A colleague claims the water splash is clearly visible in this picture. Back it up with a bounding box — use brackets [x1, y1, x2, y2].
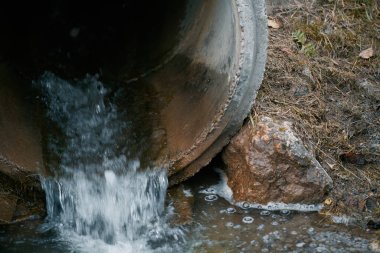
[37, 72, 184, 252]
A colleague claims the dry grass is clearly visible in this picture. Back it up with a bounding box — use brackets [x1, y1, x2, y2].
[256, 0, 380, 222]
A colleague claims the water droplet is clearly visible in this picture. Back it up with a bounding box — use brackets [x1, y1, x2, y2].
[242, 216, 254, 224]
[205, 194, 218, 202]
[260, 210, 271, 216]
[227, 207, 236, 214]
[280, 210, 291, 215]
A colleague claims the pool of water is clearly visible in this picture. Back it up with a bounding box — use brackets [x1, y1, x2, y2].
[183, 168, 379, 252]
[1, 167, 378, 253]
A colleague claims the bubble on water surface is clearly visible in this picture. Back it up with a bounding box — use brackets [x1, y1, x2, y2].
[226, 207, 236, 214]
[260, 210, 271, 216]
[205, 194, 218, 202]
[242, 216, 254, 224]
[201, 187, 216, 194]
[241, 202, 250, 209]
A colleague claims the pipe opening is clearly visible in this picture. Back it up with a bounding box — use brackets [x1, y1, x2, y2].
[0, 0, 266, 183]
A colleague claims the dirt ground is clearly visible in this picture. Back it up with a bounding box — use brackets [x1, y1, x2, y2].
[257, 0, 379, 224]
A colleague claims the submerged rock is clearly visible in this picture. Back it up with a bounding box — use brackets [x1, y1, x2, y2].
[0, 194, 17, 223]
[222, 116, 332, 204]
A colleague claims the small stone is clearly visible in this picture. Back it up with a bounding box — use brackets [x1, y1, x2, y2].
[307, 227, 315, 234]
[296, 242, 305, 248]
[316, 246, 327, 252]
[371, 240, 380, 252]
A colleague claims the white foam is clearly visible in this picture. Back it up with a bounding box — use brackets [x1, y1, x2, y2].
[199, 168, 323, 212]
[182, 188, 193, 198]
[104, 170, 116, 185]
[39, 73, 184, 252]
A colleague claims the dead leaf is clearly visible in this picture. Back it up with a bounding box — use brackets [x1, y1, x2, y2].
[359, 47, 374, 59]
[268, 19, 281, 29]
[324, 198, 333, 206]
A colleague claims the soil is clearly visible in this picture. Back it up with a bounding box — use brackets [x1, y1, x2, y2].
[256, 0, 379, 225]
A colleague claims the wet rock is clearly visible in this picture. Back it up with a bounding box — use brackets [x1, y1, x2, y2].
[0, 194, 17, 223]
[168, 185, 194, 225]
[0, 65, 44, 181]
[0, 65, 45, 223]
[222, 116, 332, 204]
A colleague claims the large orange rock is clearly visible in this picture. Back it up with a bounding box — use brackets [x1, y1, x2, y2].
[222, 116, 332, 204]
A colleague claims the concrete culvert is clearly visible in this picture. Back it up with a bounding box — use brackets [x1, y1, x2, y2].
[0, 0, 267, 185]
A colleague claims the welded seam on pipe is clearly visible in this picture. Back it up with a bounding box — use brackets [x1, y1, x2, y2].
[169, 0, 268, 183]
[170, 0, 254, 167]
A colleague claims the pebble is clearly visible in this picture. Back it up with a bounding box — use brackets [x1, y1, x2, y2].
[296, 242, 305, 248]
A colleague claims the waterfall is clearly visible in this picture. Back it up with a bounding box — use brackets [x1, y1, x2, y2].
[36, 72, 184, 252]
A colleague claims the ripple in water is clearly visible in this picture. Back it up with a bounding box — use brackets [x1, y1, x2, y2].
[204, 195, 218, 202]
[260, 210, 271, 216]
[242, 216, 254, 224]
[38, 72, 184, 252]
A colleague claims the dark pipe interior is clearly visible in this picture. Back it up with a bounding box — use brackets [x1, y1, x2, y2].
[0, 0, 240, 178]
[0, 0, 186, 80]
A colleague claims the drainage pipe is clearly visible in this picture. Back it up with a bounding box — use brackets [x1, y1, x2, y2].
[0, 0, 267, 185]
